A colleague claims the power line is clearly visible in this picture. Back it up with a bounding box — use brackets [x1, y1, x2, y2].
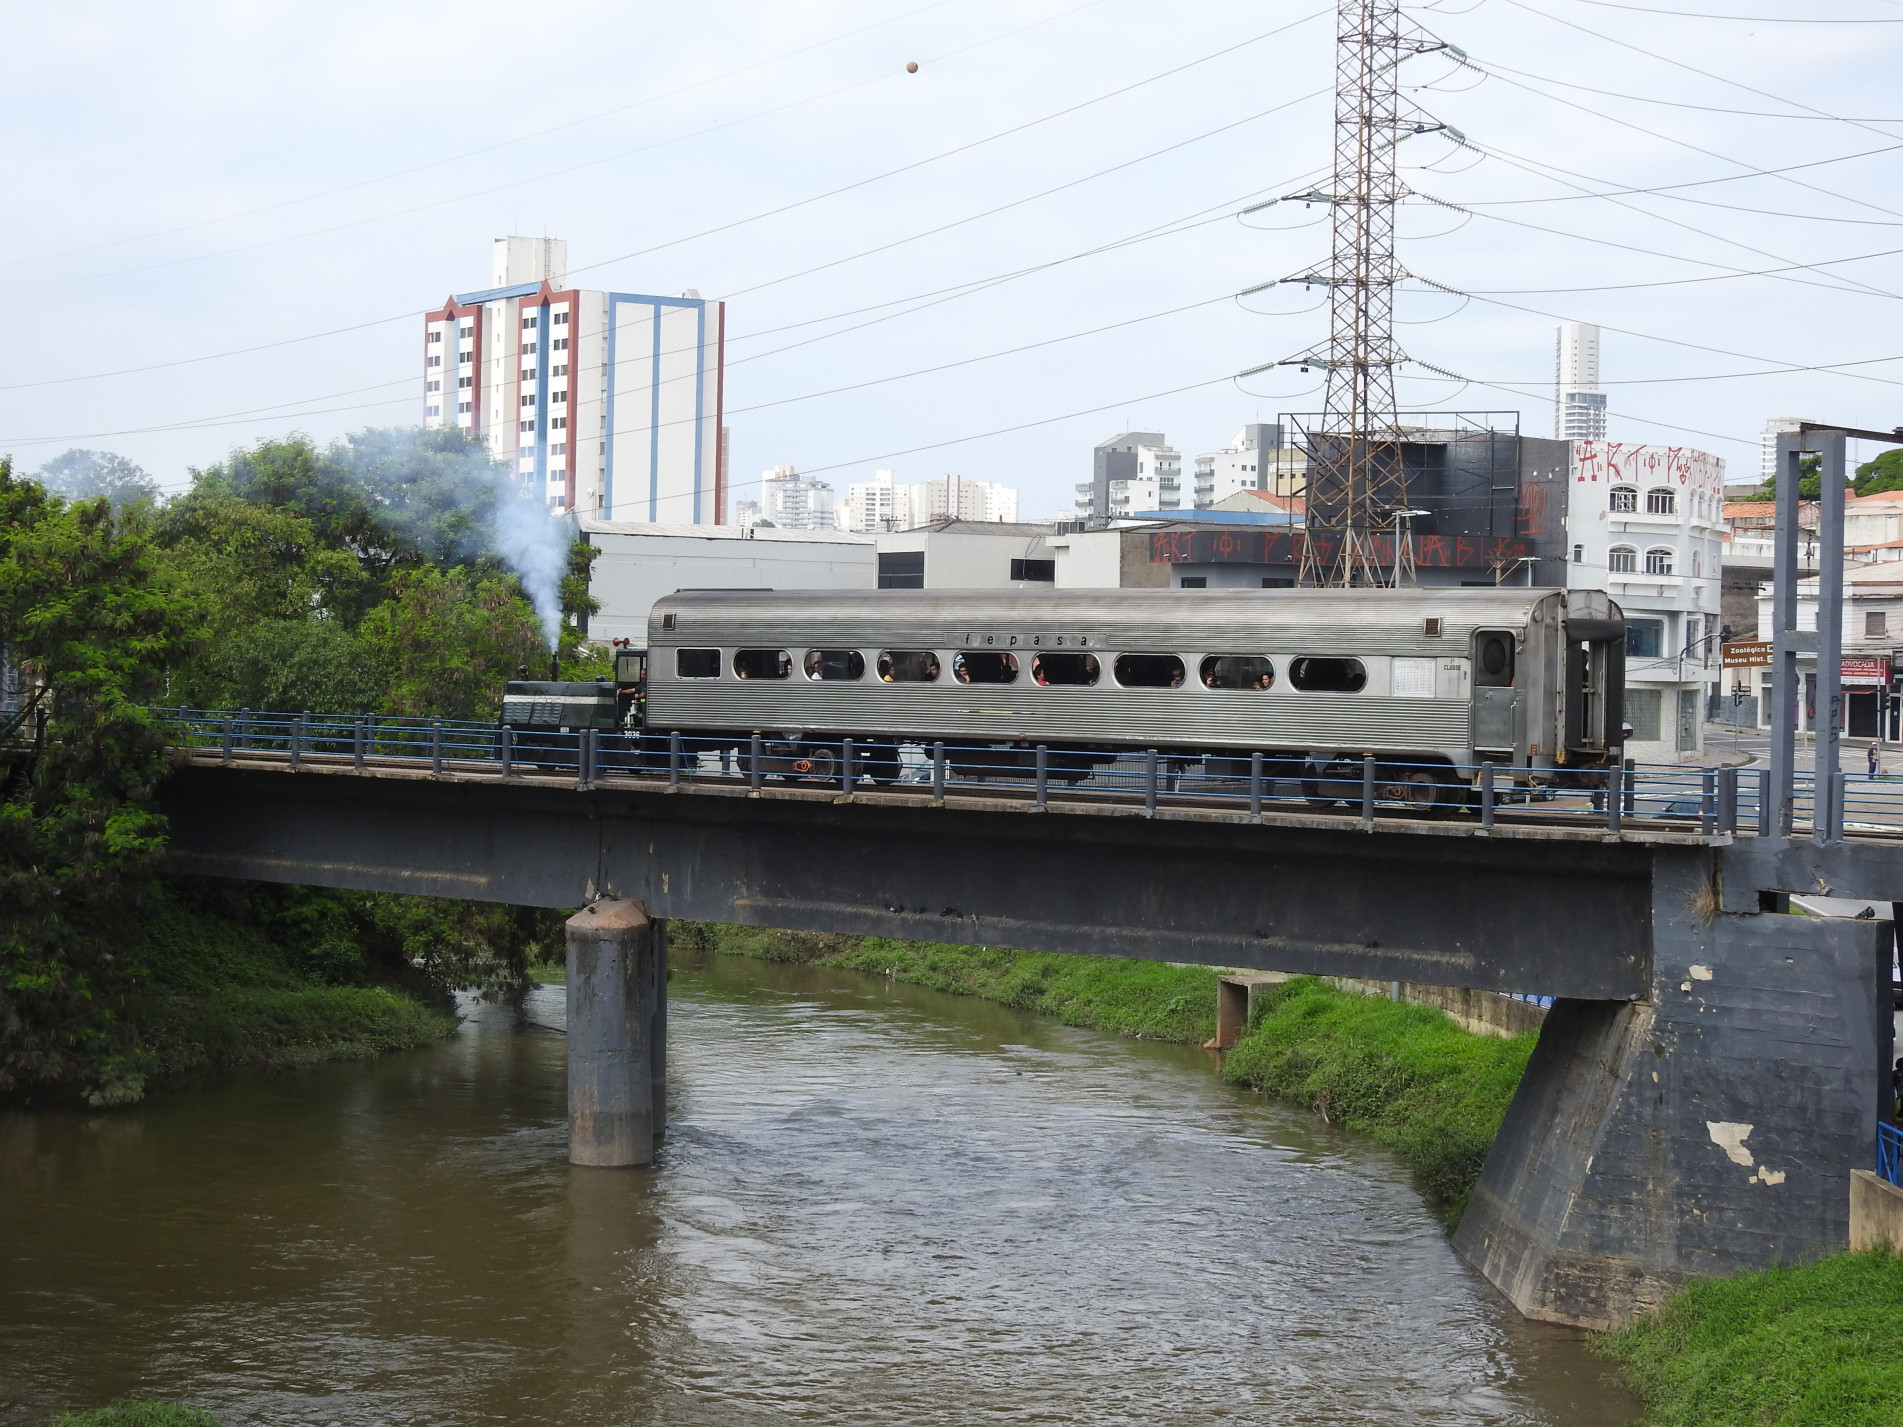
[1548, 0, 1903, 21]
[1470, 55, 1903, 125]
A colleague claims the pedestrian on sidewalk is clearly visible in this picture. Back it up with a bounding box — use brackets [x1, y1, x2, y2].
[1869, 743, 1882, 779]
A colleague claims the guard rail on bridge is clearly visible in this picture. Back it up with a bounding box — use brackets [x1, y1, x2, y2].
[150, 705, 1881, 843]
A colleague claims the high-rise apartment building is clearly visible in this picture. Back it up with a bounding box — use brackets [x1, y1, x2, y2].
[759, 465, 838, 531]
[1075, 432, 1180, 521]
[839, 471, 1021, 532]
[1555, 322, 1608, 442]
[1192, 423, 1303, 507]
[423, 237, 726, 522]
[1759, 416, 1812, 487]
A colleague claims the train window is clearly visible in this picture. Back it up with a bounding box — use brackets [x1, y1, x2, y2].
[1031, 651, 1099, 686]
[1474, 633, 1515, 687]
[732, 648, 792, 680]
[877, 650, 940, 682]
[1114, 654, 1186, 689]
[1198, 656, 1274, 690]
[676, 648, 720, 678]
[953, 651, 1018, 684]
[804, 649, 865, 681]
[1288, 657, 1366, 692]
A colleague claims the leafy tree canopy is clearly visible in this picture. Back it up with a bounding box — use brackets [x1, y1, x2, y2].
[34, 450, 162, 511]
[1854, 448, 1903, 497]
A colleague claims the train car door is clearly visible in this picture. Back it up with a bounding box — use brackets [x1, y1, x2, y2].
[1472, 630, 1519, 754]
[1561, 619, 1625, 758]
[614, 646, 648, 730]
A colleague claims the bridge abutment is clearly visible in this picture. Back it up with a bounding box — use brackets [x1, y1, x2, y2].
[565, 899, 667, 1167]
[1454, 848, 1893, 1328]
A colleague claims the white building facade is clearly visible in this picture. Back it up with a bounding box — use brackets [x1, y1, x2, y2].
[758, 465, 837, 531]
[424, 237, 726, 522]
[1567, 441, 1726, 760]
[1077, 432, 1181, 520]
[838, 470, 1021, 532]
[1555, 322, 1608, 442]
[1192, 423, 1293, 507]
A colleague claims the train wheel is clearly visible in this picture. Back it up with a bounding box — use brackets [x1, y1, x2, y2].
[1303, 778, 1343, 810]
[863, 739, 901, 786]
[792, 744, 839, 787]
[1384, 767, 1459, 817]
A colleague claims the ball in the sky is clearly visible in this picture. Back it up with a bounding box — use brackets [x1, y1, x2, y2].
[905, 61, 918, 73]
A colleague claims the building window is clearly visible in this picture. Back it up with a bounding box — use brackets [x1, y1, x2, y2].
[551, 416, 567, 430]
[1010, 558, 1055, 581]
[457, 401, 471, 414]
[553, 311, 569, 325]
[1610, 486, 1637, 513]
[522, 341, 538, 356]
[1288, 657, 1367, 692]
[522, 314, 539, 330]
[1627, 619, 1664, 658]
[551, 390, 567, 403]
[459, 324, 472, 338]
[429, 332, 442, 344]
[1113, 653, 1186, 689]
[553, 337, 569, 351]
[522, 394, 535, 407]
[1608, 545, 1637, 573]
[1626, 687, 1662, 742]
[518, 445, 535, 457]
[1572, 543, 1584, 563]
[1645, 547, 1675, 576]
[550, 442, 566, 456]
[425, 405, 441, 418]
[522, 369, 536, 383]
[459, 350, 472, 364]
[520, 420, 535, 433]
[1869, 610, 1888, 638]
[426, 380, 441, 392]
[1178, 576, 1207, 588]
[1646, 487, 1677, 515]
[457, 376, 472, 389]
[877, 550, 924, 589]
[427, 354, 442, 368]
[552, 364, 568, 378]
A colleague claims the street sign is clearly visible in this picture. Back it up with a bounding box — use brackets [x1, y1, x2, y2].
[1722, 639, 1771, 668]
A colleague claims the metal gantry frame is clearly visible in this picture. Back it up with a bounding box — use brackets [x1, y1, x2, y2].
[1768, 423, 1903, 841]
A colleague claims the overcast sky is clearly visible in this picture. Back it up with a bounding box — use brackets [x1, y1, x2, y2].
[2, 0, 1900, 513]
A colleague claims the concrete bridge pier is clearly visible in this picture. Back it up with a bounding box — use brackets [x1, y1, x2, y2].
[565, 899, 667, 1167]
[1455, 846, 1894, 1329]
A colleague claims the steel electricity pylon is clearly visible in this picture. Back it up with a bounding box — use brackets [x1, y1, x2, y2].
[1294, 0, 1443, 588]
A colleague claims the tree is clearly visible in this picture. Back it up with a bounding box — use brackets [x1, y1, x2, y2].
[1745, 454, 1828, 502]
[0, 462, 200, 1099]
[34, 449, 161, 511]
[188, 618, 387, 716]
[1855, 449, 1903, 497]
[357, 566, 547, 720]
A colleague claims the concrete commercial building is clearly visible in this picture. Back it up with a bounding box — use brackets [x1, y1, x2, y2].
[1191, 423, 1309, 507]
[1752, 563, 1903, 741]
[872, 520, 1057, 589]
[424, 237, 725, 522]
[1076, 431, 1180, 521]
[1567, 441, 1726, 760]
[1554, 322, 1607, 443]
[581, 519, 873, 642]
[1760, 416, 1813, 486]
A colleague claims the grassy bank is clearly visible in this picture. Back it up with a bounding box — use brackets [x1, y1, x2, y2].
[1600, 1250, 1903, 1426]
[680, 924, 1528, 1220]
[1221, 977, 1535, 1223]
[672, 922, 1221, 1043]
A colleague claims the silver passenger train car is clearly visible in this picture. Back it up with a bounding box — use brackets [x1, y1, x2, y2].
[642, 587, 1625, 806]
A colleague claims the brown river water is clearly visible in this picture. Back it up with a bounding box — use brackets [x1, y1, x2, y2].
[0, 953, 1637, 1425]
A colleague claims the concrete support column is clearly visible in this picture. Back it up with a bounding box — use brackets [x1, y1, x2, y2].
[1454, 848, 1892, 1328]
[565, 898, 665, 1167]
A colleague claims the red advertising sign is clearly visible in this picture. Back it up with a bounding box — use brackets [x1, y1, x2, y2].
[1841, 657, 1890, 687]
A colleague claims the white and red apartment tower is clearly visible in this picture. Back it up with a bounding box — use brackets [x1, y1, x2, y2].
[424, 238, 727, 522]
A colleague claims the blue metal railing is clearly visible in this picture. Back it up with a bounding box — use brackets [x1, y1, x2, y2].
[150, 704, 1903, 839]
[1880, 1122, 1902, 1187]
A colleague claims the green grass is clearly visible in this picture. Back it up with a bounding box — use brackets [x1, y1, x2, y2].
[131, 984, 456, 1076]
[1600, 1250, 1903, 1426]
[54, 1403, 219, 1427]
[1219, 976, 1535, 1223]
[673, 923, 1220, 1043]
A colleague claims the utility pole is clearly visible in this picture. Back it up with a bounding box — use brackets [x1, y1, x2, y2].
[1295, 0, 1442, 588]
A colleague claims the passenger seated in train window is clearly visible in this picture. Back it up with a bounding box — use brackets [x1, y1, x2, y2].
[953, 651, 1018, 684]
[1031, 652, 1099, 686]
[1288, 656, 1367, 692]
[877, 649, 940, 682]
[1114, 653, 1186, 688]
[732, 648, 792, 680]
[804, 649, 866, 681]
[1199, 655, 1274, 690]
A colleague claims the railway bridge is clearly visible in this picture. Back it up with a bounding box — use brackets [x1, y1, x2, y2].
[157, 726, 1899, 1332]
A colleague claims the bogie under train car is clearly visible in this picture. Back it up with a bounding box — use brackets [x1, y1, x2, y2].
[634, 587, 1625, 809]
